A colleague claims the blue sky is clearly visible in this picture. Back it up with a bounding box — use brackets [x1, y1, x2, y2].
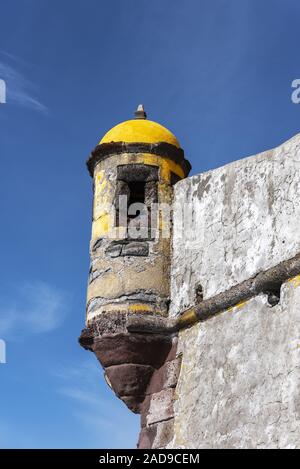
[0, 0, 300, 449]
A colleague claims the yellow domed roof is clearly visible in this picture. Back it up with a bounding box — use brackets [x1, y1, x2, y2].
[100, 118, 180, 148]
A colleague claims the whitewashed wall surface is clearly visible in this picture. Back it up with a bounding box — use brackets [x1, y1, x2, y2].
[169, 278, 300, 449]
[170, 133, 300, 315]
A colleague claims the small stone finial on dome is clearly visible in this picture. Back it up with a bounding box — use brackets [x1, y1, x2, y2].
[134, 104, 147, 119]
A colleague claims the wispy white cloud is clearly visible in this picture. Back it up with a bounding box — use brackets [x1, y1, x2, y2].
[59, 386, 102, 408]
[0, 360, 133, 448]
[0, 52, 47, 113]
[55, 360, 140, 448]
[0, 281, 68, 337]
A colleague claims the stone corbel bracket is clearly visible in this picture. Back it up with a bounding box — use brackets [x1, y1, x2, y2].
[79, 312, 181, 449]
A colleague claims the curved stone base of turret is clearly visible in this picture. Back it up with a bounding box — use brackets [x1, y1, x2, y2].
[79, 312, 181, 448]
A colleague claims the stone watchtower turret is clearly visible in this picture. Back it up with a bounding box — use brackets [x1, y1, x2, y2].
[79, 106, 191, 447]
[85, 105, 190, 321]
[80, 109, 300, 449]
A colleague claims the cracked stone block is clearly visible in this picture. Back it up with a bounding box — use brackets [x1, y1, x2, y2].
[138, 419, 174, 449]
[152, 419, 174, 449]
[147, 358, 181, 395]
[145, 388, 175, 426]
[105, 244, 122, 257]
[121, 242, 149, 257]
[138, 425, 157, 449]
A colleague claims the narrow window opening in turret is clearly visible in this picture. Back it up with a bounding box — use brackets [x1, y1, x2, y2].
[115, 165, 159, 232]
[128, 181, 146, 219]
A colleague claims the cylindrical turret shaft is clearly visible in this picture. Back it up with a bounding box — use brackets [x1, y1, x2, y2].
[86, 107, 190, 324]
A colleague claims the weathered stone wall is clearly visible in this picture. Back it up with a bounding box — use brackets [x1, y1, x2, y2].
[138, 336, 181, 449]
[169, 277, 300, 449]
[170, 133, 300, 316]
[167, 133, 300, 449]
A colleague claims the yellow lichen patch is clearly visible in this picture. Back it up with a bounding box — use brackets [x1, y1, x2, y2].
[177, 308, 197, 329]
[96, 170, 105, 185]
[173, 420, 189, 448]
[87, 303, 156, 322]
[236, 300, 248, 309]
[93, 171, 112, 217]
[227, 300, 248, 313]
[92, 214, 111, 238]
[176, 301, 251, 329]
[100, 119, 180, 148]
[128, 304, 153, 313]
[94, 170, 109, 201]
[288, 275, 300, 287]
